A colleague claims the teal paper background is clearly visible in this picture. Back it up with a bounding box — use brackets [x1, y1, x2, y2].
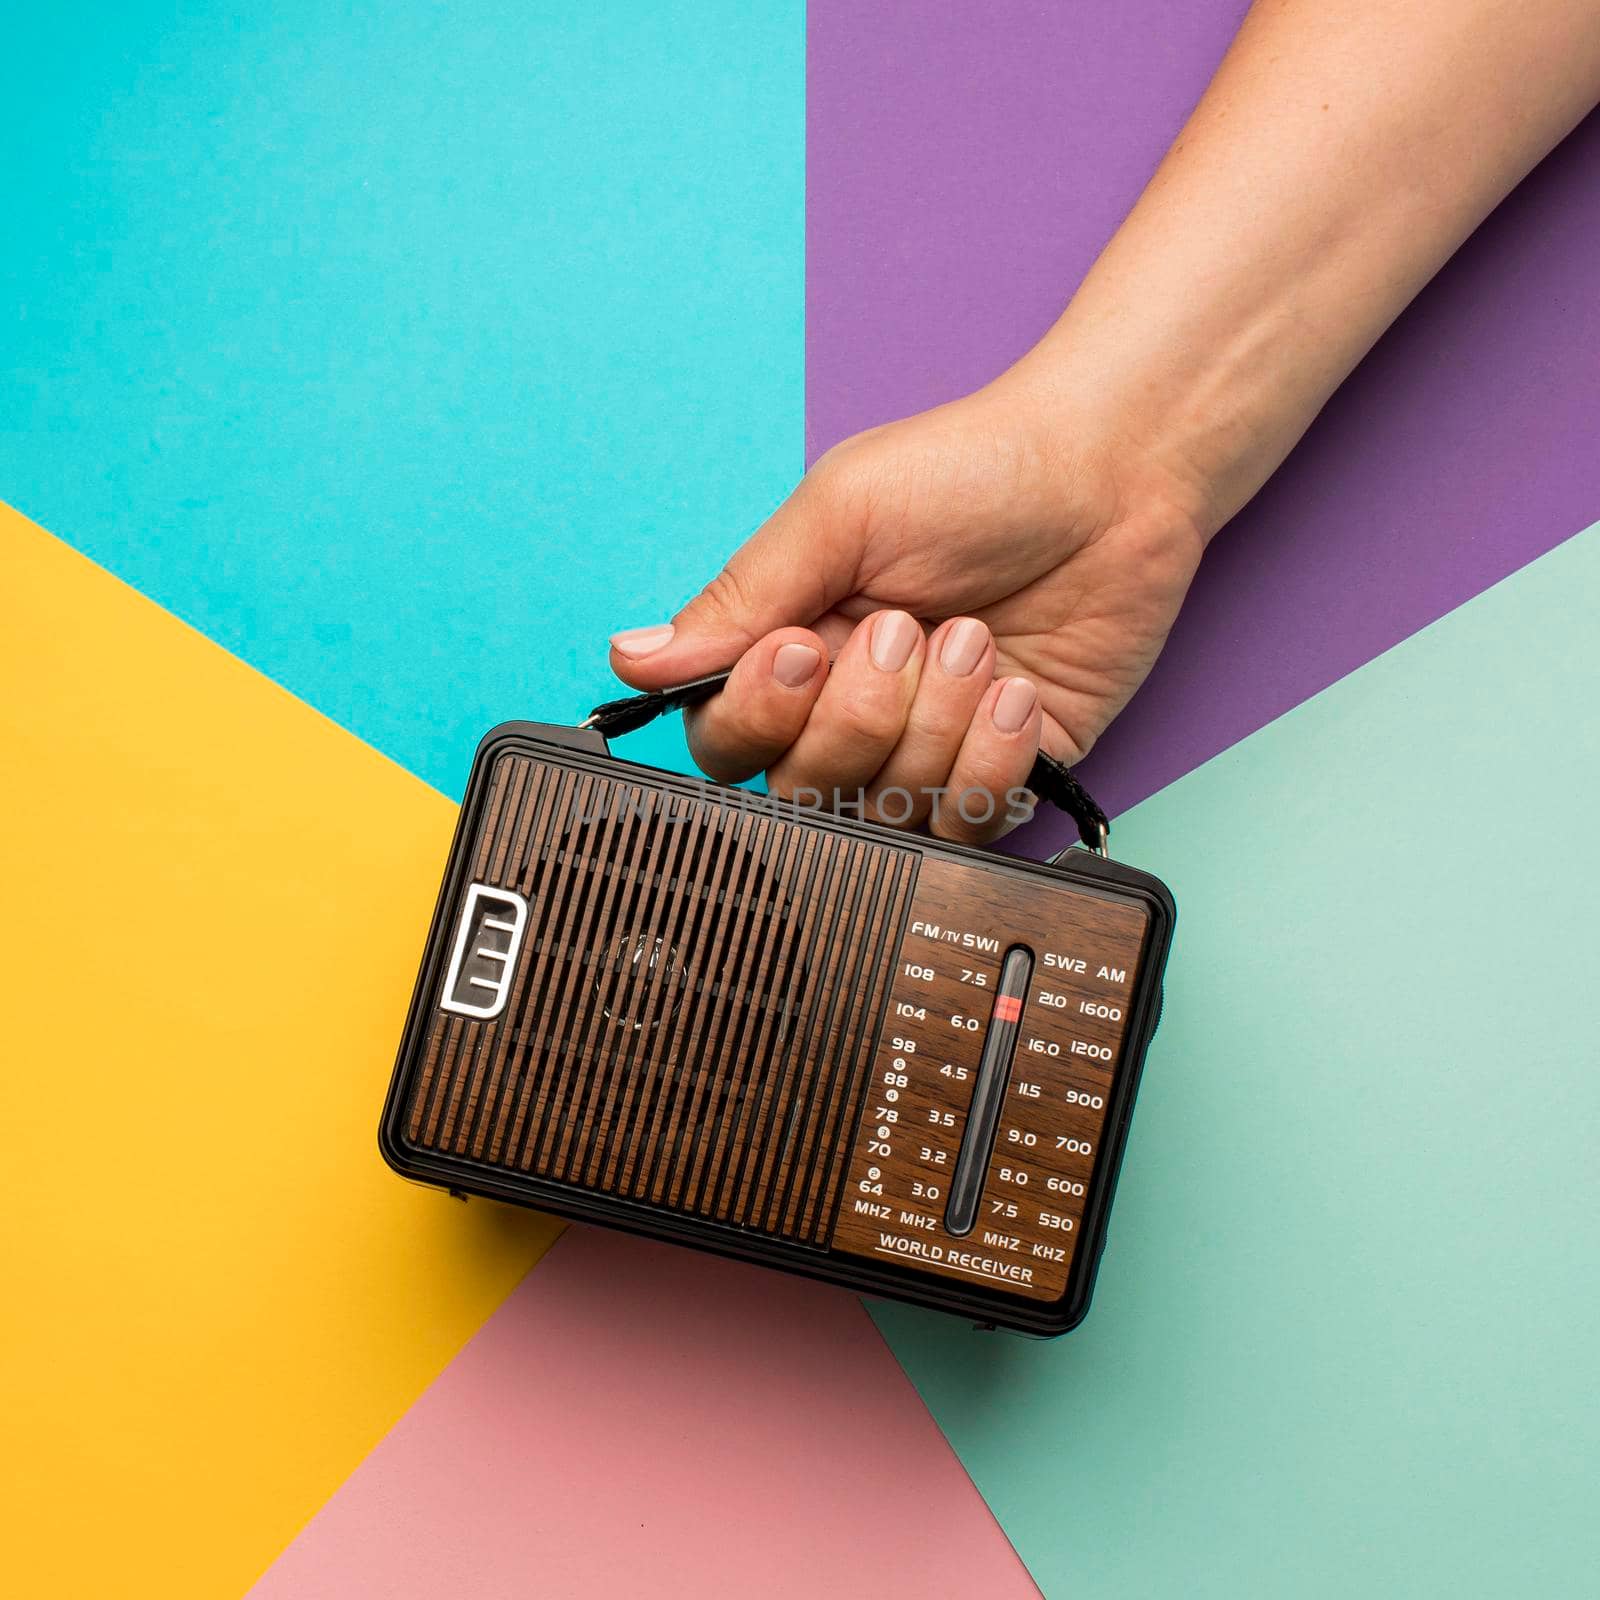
[2, 0, 804, 792]
[876, 525, 1600, 1597]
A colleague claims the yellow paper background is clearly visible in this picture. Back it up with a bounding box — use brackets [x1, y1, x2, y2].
[0, 506, 561, 1596]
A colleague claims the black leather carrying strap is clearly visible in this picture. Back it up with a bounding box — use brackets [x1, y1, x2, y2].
[583, 670, 1111, 851]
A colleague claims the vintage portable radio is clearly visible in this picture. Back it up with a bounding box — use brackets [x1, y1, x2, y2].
[381, 706, 1173, 1336]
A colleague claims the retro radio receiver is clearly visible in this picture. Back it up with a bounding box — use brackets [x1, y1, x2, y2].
[381, 687, 1173, 1336]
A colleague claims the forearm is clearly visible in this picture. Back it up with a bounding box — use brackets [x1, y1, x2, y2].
[1006, 0, 1600, 540]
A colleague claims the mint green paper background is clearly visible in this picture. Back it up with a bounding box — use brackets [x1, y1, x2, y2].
[876, 524, 1600, 1597]
[1, 0, 803, 793]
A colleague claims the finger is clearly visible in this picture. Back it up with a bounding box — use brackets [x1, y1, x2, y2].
[683, 628, 828, 783]
[607, 472, 856, 689]
[862, 617, 996, 828]
[767, 610, 924, 809]
[928, 676, 1042, 845]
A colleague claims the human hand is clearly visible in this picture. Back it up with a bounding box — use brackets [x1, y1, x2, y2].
[606, 0, 1600, 844]
[607, 378, 1205, 842]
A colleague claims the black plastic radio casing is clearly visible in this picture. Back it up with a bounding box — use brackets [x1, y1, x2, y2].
[380, 722, 1173, 1335]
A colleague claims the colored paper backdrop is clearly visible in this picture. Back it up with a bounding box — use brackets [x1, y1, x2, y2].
[3, 3, 1596, 1595]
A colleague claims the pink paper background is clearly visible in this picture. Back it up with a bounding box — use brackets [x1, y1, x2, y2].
[250, 1228, 1040, 1598]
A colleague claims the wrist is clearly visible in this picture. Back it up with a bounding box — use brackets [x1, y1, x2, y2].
[998, 296, 1293, 551]
[974, 342, 1221, 569]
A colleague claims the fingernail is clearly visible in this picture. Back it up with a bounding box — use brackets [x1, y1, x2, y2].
[939, 618, 988, 676]
[772, 642, 820, 687]
[870, 610, 919, 672]
[610, 623, 675, 659]
[993, 676, 1038, 733]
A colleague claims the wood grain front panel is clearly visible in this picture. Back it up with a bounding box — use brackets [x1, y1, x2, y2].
[402, 754, 916, 1246]
[831, 855, 1149, 1303]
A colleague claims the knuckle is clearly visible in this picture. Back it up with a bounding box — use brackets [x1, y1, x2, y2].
[799, 444, 871, 520]
[902, 699, 966, 749]
[690, 563, 761, 639]
[801, 452, 845, 498]
[960, 753, 1015, 795]
[804, 444, 853, 494]
[828, 690, 902, 748]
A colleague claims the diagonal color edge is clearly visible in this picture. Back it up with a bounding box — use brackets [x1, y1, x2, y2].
[249, 1227, 1042, 1600]
[0, 505, 561, 1599]
[807, 0, 1600, 846]
[3, 503, 1036, 1599]
[872, 524, 1600, 1596]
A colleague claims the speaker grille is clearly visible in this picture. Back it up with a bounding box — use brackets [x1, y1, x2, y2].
[404, 754, 917, 1246]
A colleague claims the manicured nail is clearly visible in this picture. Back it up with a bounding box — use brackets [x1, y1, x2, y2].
[610, 623, 675, 659]
[993, 676, 1038, 733]
[870, 610, 919, 672]
[772, 642, 820, 687]
[940, 618, 988, 676]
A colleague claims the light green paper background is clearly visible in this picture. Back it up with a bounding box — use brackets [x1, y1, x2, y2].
[877, 524, 1600, 1596]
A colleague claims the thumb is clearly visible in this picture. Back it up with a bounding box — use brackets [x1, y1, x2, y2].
[608, 483, 856, 689]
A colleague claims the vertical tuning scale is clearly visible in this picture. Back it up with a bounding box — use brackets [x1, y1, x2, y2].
[831, 855, 1150, 1305]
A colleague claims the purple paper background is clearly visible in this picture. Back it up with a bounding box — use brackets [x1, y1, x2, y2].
[808, 0, 1600, 845]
